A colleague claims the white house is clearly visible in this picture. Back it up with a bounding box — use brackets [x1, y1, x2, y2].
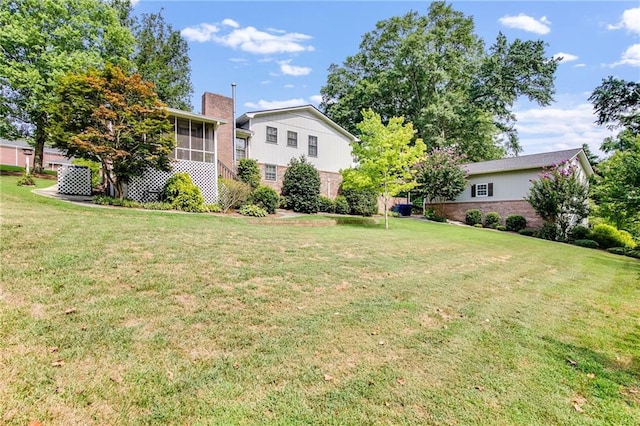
[441, 147, 594, 227]
[234, 105, 358, 198]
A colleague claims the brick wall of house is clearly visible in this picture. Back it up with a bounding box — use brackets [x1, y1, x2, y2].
[201, 92, 234, 171]
[434, 200, 543, 228]
[258, 163, 342, 199]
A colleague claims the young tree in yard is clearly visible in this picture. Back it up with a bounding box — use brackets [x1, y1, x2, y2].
[321, 1, 558, 160]
[342, 109, 426, 230]
[416, 148, 468, 218]
[0, 0, 134, 173]
[237, 158, 261, 190]
[525, 162, 589, 241]
[47, 65, 174, 199]
[282, 156, 321, 214]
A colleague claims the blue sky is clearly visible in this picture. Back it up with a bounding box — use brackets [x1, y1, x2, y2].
[132, 1, 640, 156]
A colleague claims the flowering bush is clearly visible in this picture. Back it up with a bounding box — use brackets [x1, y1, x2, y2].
[526, 160, 589, 241]
[416, 148, 468, 217]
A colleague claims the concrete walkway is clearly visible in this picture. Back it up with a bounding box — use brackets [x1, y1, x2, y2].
[32, 184, 95, 204]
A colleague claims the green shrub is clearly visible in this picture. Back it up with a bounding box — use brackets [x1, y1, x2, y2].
[92, 196, 141, 208]
[238, 204, 267, 217]
[626, 249, 640, 259]
[505, 214, 527, 232]
[537, 222, 558, 241]
[465, 209, 482, 226]
[519, 228, 536, 237]
[431, 216, 447, 223]
[279, 196, 289, 209]
[496, 225, 507, 231]
[281, 156, 320, 214]
[484, 212, 501, 229]
[162, 172, 205, 212]
[205, 203, 222, 213]
[569, 225, 590, 241]
[607, 247, 627, 256]
[474, 223, 483, 228]
[318, 196, 335, 213]
[590, 224, 637, 249]
[218, 178, 252, 213]
[334, 196, 349, 215]
[17, 174, 36, 186]
[573, 239, 600, 249]
[250, 185, 279, 214]
[341, 187, 378, 216]
[236, 158, 261, 190]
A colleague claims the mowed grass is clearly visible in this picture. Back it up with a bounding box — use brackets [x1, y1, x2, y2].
[1, 176, 639, 425]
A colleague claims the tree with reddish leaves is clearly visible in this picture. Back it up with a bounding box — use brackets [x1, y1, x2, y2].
[48, 64, 174, 199]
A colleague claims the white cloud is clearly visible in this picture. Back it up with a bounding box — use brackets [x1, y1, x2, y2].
[222, 19, 240, 28]
[260, 80, 272, 85]
[229, 58, 248, 63]
[607, 7, 640, 34]
[514, 102, 614, 155]
[609, 43, 640, 67]
[278, 60, 312, 76]
[181, 23, 219, 43]
[183, 20, 314, 54]
[574, 63, 586, 68]
[498, 14, 551, 34]
[245, 98, 307, 109]
[310, 95, 323, 104]
[284, 84, 294, 88]
[553, 52, 578, 63]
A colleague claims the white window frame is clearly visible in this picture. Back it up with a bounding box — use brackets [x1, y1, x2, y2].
[265, 164, 277, 181]
[266, 126, 278, 144]
[308, 135, 318, 157]
[476, 183, 489, 197]
[287, 131, 298, 148]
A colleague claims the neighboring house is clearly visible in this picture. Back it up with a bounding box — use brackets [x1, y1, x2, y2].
[201, 92, 357, 199]
[440, 147, 594, 228]
[0, 138, 71, 171]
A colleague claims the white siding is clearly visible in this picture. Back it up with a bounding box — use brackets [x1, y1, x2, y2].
[454, 169, 542, 203]
[247, 110, 353, 173]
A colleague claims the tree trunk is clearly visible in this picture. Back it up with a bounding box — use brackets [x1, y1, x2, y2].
[383, 192, 389, 230]
[33, 115, 46, 174]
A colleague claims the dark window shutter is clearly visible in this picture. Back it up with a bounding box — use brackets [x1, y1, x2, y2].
[471, 184, 476, 198]
[488, 182, 493, 197]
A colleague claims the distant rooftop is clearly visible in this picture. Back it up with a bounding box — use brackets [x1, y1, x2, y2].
[464, 148, 585, 175]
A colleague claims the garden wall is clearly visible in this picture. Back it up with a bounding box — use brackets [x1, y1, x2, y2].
[435, 200, 543, 228]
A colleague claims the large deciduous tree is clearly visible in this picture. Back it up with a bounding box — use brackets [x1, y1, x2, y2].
[342, 109, 426, 230]
[321, 1, 558, 161]
[132, 10, 194, 110]
[0, 0, 133, 172]
[588, 77, 640, 233]
[47, 65, 174, 199]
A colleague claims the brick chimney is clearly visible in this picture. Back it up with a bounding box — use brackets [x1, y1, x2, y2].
[202, 92, 234, 171]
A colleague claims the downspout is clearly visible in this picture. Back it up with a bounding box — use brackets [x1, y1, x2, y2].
[214, 120, 219, 201]
[232, 83, 237, 167]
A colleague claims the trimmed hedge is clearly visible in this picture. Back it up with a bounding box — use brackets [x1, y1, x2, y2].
[250, 185, 279, 214]
[334, 196, 349, 215]
[519, 228, 536, 237]
[569, 225, 590, 241]
[505, 215, 527, 232]
[465, 209, 482, 226]
[573, 239, 600, 249]
[239, 204, 268, 217]
[484, 212, 501, 229]
[318, 196, 335, 213]
[590, 224, 636, 249]
[162, 172, 205, 212]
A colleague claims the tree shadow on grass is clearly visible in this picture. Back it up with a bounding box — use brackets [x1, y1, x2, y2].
[333, 216, 382, 228]
[541, 335, 640, 404]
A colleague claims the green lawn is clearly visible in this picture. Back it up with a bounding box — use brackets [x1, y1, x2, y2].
[1, 175, 638, 425]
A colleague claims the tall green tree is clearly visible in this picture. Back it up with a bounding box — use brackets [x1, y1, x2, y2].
[588, 77, 640, 234]
[342, 109, 426, 230]
[47, 65, 174, 199]
[133, 10, 194, 110]
[321, 1, 558, 161]
[0, 0, 134, 172]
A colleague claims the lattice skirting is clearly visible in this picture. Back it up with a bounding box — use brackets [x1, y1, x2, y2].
[127, 160, 218, 203]
[57, 165, 92, 196]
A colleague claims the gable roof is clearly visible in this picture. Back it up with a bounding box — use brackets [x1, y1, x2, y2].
[464, 148, 594, 177]
[236, 104, 358, 142]
[166, 107, 226, 126]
